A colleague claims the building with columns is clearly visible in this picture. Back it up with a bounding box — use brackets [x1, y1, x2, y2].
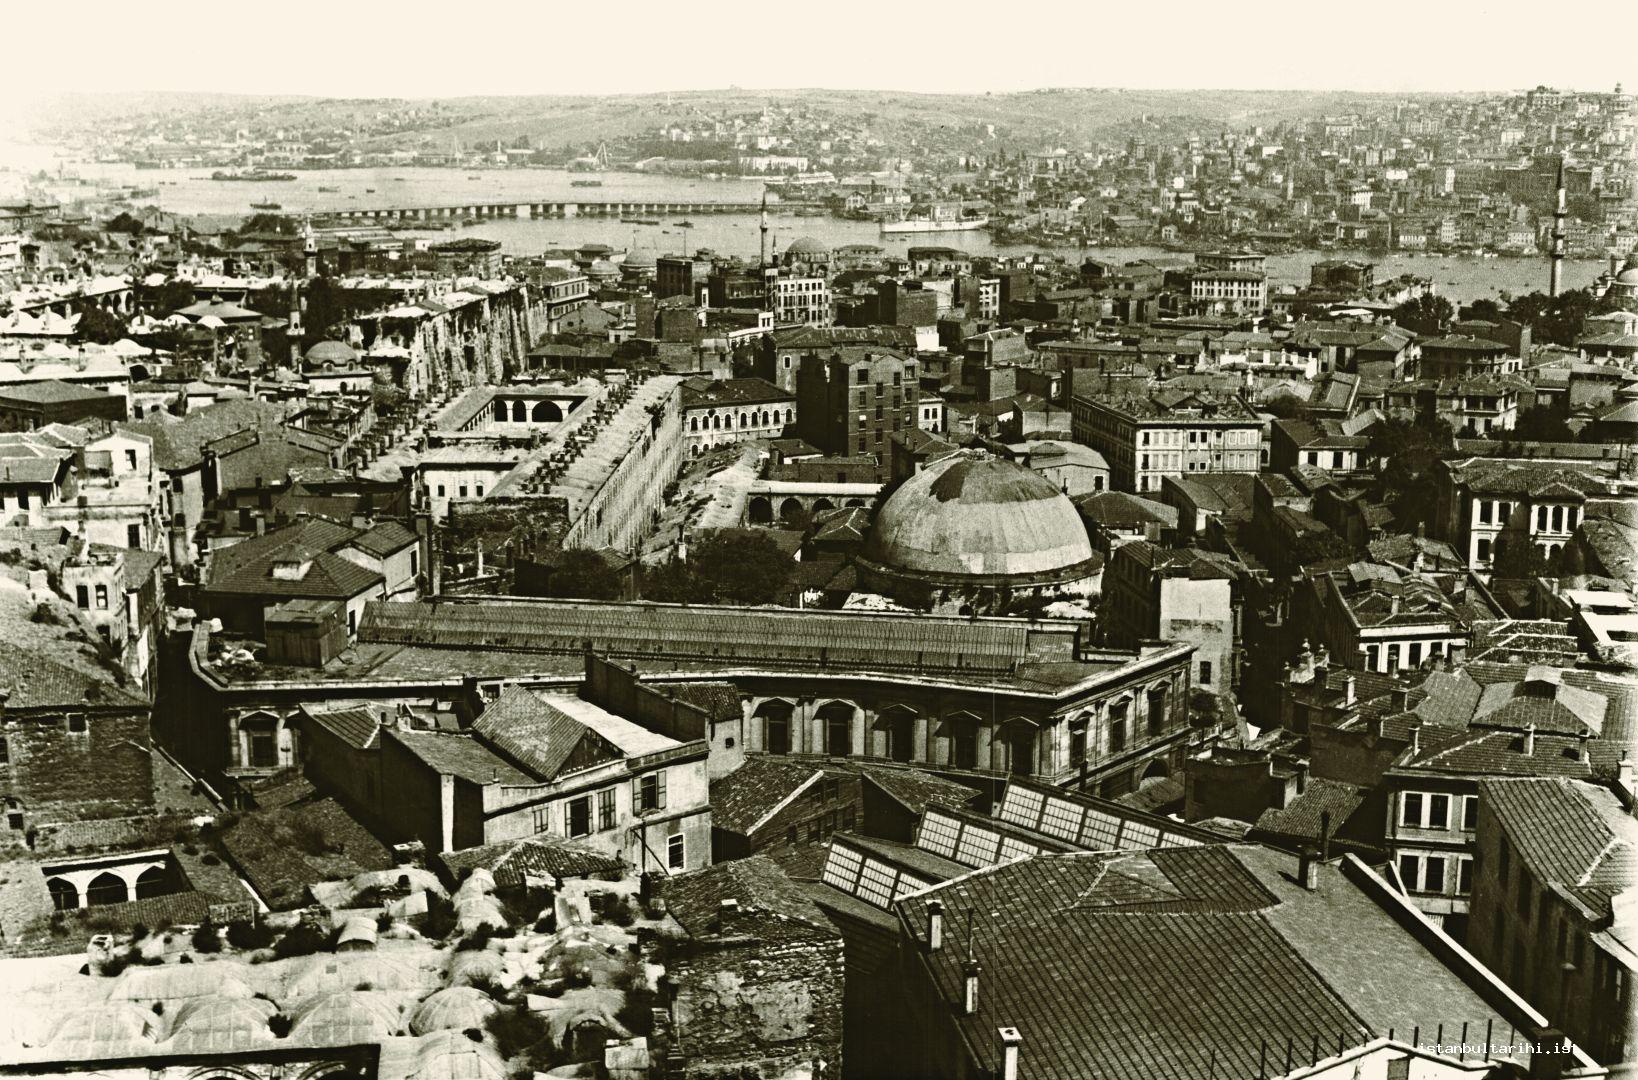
[179, 596, 1202, 809]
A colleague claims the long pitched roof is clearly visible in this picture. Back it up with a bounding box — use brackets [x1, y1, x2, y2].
[1480, 777, 1637, 920]
[897, 845, 1523, 1080]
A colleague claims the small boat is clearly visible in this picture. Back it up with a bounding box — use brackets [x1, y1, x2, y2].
[250, 202, 281, 210]
[317, 185, 339, 192]
[366, 187, 376, 193]
[673, 220, 693, 227]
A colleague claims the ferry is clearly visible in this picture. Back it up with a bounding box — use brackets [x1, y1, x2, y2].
[881, 212, 989, 235]
[211, 170, 296, 181]
[250, 202, 282, 210]
[673, 220, 694, 227]
[571, 179, 603, 188]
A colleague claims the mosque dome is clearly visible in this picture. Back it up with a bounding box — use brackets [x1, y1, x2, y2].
[785, 237, 830, 257]
[621, 250, 657, 270]
[860, 450, 1098, 589]
[304, 340, 358, 365]
[1615, 254, 1638, 287]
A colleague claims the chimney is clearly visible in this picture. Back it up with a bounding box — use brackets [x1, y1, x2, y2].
[961, 958, 981, 1016]
[718, 898, 739, 926]
[1319, 810, 1333, 861]
[1530, 1027, 1568, 1079]
[926, 899, 944, 952]
[1298, 847, 1319, 890]
[1368, 713, 1385, 739]
[1409, 721, 1422, 755]
[1576, 731, 1589, 765]
[998, 1027, 1023, 1080]
[1390, 688, 1409, 712]
[1523, 722, 1536, 756]
[1342, 675, 1355, 705]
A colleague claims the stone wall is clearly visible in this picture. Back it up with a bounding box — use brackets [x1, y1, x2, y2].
[0, 706, 152, 848]
[672, 935, 846, 1079]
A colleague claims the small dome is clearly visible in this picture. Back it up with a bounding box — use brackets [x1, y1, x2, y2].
[411, 987, 499, 1035]
[1616, 254, 1638, 286]
[622, 250, 657, 269]
[861, 450, 1096, 586]
[785, 236, 829, 256]
[305, 340, 358, 364]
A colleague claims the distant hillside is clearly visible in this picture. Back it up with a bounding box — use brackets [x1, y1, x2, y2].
[25, 86, 1479, 155]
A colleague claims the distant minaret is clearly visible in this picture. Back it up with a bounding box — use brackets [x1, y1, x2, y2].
[302, 215, 318, 279]
[759, 191, 770, 269]
[1550, 155, 1567, 297]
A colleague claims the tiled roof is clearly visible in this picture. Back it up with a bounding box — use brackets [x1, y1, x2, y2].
[346, 520, 417, 558]
[389, 728, 535, 786]
[118, 399, 295, 471]
[679, 377, 793, 409]
[1075, 491, 1178, 529]
[1446, 457, 1614, 498]
[207, 518, 360, 581]
[1479, 777, 1637, 918]
[858, 766, 977, 817]
[300, 704, 381, 750]
[0, 638, 146, 710]
[1254, 779, 1366, 843]
[471, 686, 619, 781]
[437, 836, 622, 888]
[896, 848, 1364, 1079]
[710, 757, 824, 836]
[664, 854, 838, 946]
[204, 549, 382, 601]
[898, 845, 1518, 1079]
[1396, 726, 1594, 779]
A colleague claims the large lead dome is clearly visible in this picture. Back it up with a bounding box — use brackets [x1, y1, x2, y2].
[860, 450, 1098, 588]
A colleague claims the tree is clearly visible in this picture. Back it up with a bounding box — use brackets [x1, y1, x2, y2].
[1260, 392, 1307, 420]
[544, 550, 623, 601]
[105, 211, 145, 235]
[301, 276, 360, 346]
[1391, 293, 1454, 336]
[638, 530, 793, 606]
[1491, 537, 1553, 580]
[1458, 298, 1503, 322]
[1504, 289, 1616, 348]
[136, 277, 197, 317]
[1369, 417, 1454, 531]
[1506, 404, 1575, 443]
[73, 304, 126, 345]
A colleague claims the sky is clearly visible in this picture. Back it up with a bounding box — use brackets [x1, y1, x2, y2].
[7, 0, 1637, 100]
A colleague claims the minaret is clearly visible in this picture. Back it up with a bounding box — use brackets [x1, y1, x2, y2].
[302, 215, 318, 279]
[1550, 155, 1567, 297]
[759, 191, 770, 269]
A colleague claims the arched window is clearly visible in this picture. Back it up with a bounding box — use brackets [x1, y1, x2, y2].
[1000, 720, 1036, 776]
[47, 877, 77, 911]
[818, 701, 854, 757]
[943, 713, 980, 770]
[85, 872, 128, 907]
[690, 416, 699, 432]
[134, 865, 168, 899]
[880, 707, 917, 763]
[785, 408, 794, 423]
[493, 401, 508, 423]
[511, 401, 526, 422]
[241, 714, 279, 768]
[739, 412, 749, 427]
[747, 497, 773, 525]
[1147, 685, 1169, 737]
[532, 400, 561, 422]
[755, 700, 793, 755]
[712, 414, 721, 430]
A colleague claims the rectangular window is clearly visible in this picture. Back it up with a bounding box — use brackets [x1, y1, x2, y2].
[66, 713, 87, 734]
[1423, 855, 1447, 893]
[1398, 853, 1420, 891]
[1479, 500, 1493, 524]
[1199, 660, 1213, 686]
[1458, 857, 1474, 895]
[1408, 642, 1423, 669]
[1462, 795, 1479, 831]
[0, 737, 7, 765]
[667, 833, 685, 869]
[1477, 538, 1491, 562]
[75, 585, 89, 608]
[1427, 793, 1449, 829]
[127, 524, 141, 548]
[95, 584, 108, 610]
[568, 796, 592, 837]
[532, 806, 550, 834]
[458, 485, 468, 498]
[597, 788, 616, 831]
[1401, 792, 1423, 827]
[635, 770, 667, 813]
